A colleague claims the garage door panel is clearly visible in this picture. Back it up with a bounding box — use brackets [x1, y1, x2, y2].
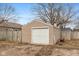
[32, 28, 49, 44]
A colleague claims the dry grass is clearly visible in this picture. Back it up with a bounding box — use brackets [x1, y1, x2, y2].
[0, 39, 79, 56]
[55, 39, 79, 49]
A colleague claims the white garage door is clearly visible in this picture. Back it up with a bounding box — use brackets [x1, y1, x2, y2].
[32, 27, 49, 44]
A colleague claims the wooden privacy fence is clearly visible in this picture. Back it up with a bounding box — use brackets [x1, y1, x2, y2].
[71, 30, 79, 40]
[0, 20, 22, 43]
[62, 29, 72, 40]
[62, 29, 79, 40]
[0, 27, 22, 43]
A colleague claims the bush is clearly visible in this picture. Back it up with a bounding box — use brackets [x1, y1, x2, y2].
[60, 39, 64, 42]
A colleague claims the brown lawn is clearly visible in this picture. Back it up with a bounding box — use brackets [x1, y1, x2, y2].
[0, 40, 79, 56]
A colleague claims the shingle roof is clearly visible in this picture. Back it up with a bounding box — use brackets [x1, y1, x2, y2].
[0, 20, 22, 29]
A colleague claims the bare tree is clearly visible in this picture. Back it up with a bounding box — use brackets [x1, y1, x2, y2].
[33, 3, 78, 40]
[33, 3, 57, 25]
[0, 4, 18, 22]
[34, 3, 77, 27]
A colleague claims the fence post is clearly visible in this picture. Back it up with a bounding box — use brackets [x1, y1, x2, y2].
[6, 28, 8, 40]
[20, 30, 22, 43]
[12, 29, 13, 41]
[17, 30, 18, 43]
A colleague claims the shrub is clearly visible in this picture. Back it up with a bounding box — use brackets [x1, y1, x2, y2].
[60, 39, 64, 42]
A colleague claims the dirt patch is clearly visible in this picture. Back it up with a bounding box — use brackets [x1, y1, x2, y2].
[0, 44, 42, 56]
[35, 46, 53, 56]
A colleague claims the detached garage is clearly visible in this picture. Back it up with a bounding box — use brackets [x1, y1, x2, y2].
[22, 20, 60, 45]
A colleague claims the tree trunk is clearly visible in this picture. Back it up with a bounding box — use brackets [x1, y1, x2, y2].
[60, 26, 64, 42]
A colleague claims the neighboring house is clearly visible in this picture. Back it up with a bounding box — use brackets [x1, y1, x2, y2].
[22, 20, 60, 45]
[0, 20, 22, 42]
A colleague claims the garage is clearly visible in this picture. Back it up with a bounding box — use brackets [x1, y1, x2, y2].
[32, 27, 49, 44]
[22, 20, 60, 45]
